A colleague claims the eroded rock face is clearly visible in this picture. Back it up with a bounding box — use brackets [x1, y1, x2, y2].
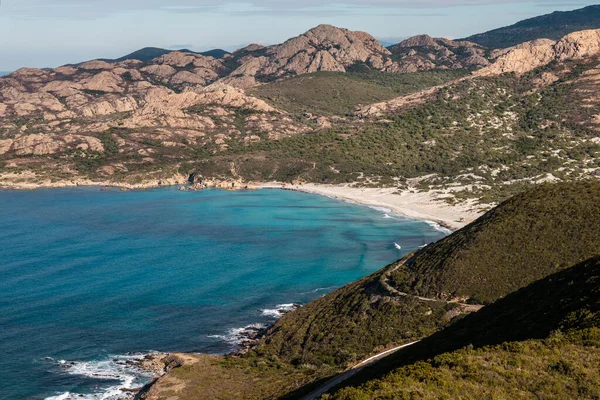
[0, 42, 310, 170]
[220, 24, 397, 88]
[477, 29, 600, 76]
[477, 39, 556, 76]
[389, 35, 490, 72]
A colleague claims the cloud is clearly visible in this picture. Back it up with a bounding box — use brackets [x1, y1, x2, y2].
[0, 0, 592, 19]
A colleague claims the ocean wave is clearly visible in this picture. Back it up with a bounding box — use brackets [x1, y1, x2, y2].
[368, 205, 393, 214]
[425, 220, 453, 234]
[394, 243, 402, 250]
[207, 323, 268, 345]
[313, 286, 337, 293]
[260, 303, 299, 318]
[44, 354, 156, 400]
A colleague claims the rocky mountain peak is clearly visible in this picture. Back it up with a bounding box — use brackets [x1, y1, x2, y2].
[396, 34, 440, 49]
[220, 24, 396, 88]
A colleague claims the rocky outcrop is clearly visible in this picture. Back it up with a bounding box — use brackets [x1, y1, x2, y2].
[220, 24, 397, 88]
[477, 29, 600, 76]
[389, 35, 490, 72]
[0, 47, 309, 173]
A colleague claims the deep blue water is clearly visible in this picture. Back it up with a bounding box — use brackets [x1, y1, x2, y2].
[0, 187, 446, 399]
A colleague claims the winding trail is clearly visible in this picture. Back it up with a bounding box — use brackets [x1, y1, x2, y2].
[382, 260, 484, 313]
[300, 260, 485, 399]
[300, 341, 420, 400]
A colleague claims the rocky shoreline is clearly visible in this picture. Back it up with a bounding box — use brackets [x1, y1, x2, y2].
[132, 303, 301, 399]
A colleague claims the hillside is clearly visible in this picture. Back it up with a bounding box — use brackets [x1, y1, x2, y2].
[142, 182, 600, 399]
[328, 256, 600, 399]
[255, 182, 600, 364]
[105, 47, 231, 62]
[250, 69, 465, 116]
[463, 4, 600, 49]
[391, 181, 600, 304]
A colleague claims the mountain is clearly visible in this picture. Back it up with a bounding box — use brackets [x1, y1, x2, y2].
[329, 255, 600, 399]
[2, 25, 600, 201]
[463, 4, 600, 49]
[388, 34, 490, 72]
[220, 24, 398, 88]
[104, 47, 231, 63]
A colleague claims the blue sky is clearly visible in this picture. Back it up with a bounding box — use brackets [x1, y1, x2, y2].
[0, 0, 597, 71]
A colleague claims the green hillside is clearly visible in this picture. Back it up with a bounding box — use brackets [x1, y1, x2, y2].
[392, 181, 600, 304]
[254, 262, 454, 367]
[463, 4, 600, 49]
[253, 182, 600, 367]
[328, 256, 600, 399]
[250, 70, 465, 116]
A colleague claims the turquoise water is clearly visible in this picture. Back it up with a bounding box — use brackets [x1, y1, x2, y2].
[0, 187, 446, 399]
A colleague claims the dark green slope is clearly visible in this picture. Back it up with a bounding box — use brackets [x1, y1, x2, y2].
[104, 47, 231, 63]
[255, 263, 456, 367]
[113, 47, 173, 62]
[329, 256, 600, 399]
[462, 4, 600, 49]
[250, 70, 465, 116]
[253, 182, 600, 370]
[393, 181, 600, 304]
[200, 49, 230, 59]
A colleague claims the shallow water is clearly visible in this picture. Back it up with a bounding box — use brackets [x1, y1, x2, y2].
[0, 187, 446, 399]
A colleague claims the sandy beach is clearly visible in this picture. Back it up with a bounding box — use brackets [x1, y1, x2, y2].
[257, 182, 487, 231]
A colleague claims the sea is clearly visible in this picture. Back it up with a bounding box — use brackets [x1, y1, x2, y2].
[0, 187, 448, 399]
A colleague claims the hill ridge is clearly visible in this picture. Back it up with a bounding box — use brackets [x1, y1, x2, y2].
[463, 4, 600, 49]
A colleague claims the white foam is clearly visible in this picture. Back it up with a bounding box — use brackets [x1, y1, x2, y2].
[44, 353, 157, 400]
[260, 303, 298, 319]
[46, 393, 72, 400]
[394, 243, 402, 250]
[368, 205, 393, 214]
[425, 220, 453, 234]
[207, 323, 268, 345]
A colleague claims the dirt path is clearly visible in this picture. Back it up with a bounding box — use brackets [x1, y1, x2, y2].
[299, 341, 420, 400]
[382, 261, 484, 312]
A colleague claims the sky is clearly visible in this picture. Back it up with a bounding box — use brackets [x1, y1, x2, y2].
[0, 0, 597, 71]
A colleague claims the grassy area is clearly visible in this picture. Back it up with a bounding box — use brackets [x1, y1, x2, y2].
[328, 330, 600, 400]
[250, 70, 466, 116]
[145, 354, 317, 400]
[328, 255, 600, 398]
